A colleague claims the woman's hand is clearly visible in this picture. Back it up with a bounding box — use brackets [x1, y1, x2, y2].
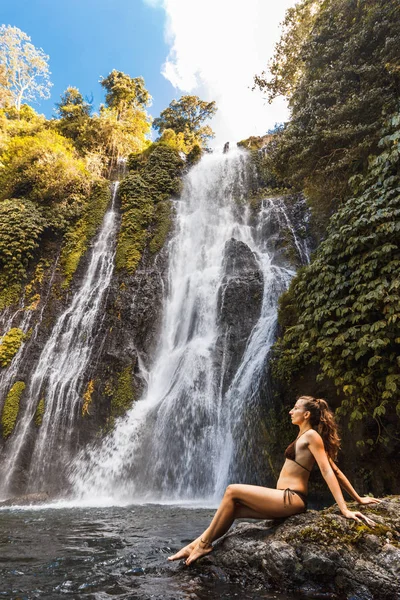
[358, 496, 381, 505]
[342, 508, 377, 527]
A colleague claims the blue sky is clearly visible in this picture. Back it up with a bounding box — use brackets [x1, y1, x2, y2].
[1, 0, 175, 122]
[1, 0, 298, 143]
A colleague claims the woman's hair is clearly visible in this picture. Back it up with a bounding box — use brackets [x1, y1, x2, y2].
[298, 396, 341, 461]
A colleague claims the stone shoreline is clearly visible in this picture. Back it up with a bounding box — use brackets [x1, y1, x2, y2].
[182, 497, 400, 600]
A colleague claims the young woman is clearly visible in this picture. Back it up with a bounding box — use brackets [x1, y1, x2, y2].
[168, 396, 381, 566]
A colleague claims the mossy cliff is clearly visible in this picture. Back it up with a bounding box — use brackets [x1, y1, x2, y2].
[116, 144, 183, 274]
[0, 328, 26, 367]
[1, 381, 25, 438]
[61, 181, 111, 286]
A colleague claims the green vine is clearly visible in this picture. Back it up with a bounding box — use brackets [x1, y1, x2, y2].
[273, 111, 400, 443]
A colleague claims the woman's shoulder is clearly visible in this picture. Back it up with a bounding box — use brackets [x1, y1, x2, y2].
[304, 428, 323, 444]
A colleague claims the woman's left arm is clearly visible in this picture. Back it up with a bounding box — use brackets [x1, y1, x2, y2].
[328, 458, 381, 505]
[307, 432, 377, 526]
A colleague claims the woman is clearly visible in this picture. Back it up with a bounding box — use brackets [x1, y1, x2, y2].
[168, 396, 381, 566]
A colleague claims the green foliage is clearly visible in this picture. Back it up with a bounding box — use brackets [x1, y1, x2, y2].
[55, 87, 92, 145]
[100, 70, 151, 115]
[149, 200, 171, 255]
[34, 397, 45, 426]
[0, 105, 46, 149]
[273, 113, 400, 442]
[1, 381, 25, 438]
[53, 73, 152, 171]
[0, 198, 45, 281]
[0, 328, 25, 367]
[0, 25, 52, 111]
[153, 95, 217, 149]
[0, 283, 21, 312]
[186, 144, 202, 165]
[254, 0, 323, 102]
[115, 173, 154, 273]
[0, 129, 92, 230]
[141, 144, 184, 198]
[110, 366, 134, 419]
[255, 0, 400, 227]
[61, 181, 111, 286]
[117, 145, 184, 272]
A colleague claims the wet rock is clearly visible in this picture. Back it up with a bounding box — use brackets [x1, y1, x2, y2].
[215, 238, 263, 393]
[195, 497, 400, 600]
[0, 491, 50, 506]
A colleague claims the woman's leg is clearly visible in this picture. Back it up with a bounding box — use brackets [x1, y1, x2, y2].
[169, 484, 305, 564]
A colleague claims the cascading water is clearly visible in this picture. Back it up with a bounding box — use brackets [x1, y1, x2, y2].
[71, 150, 309, 503]
[0, 258, 59, 410]
[0, 183, 119, 498]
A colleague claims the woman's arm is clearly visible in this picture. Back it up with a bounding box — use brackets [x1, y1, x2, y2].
[328, 458, 381, 505]
[307, 432, 376, 526]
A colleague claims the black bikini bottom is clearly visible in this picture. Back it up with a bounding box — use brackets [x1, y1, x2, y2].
[279, 488, 308, 510]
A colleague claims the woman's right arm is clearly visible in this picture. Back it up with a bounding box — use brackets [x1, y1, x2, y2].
[328, 458, 381, 505]
[307, 432, 377, 526]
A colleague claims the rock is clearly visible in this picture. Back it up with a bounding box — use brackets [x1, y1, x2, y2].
[215, 238, 263, 393]
[0, 491, 50, 506]
[189, 497, 400, 600]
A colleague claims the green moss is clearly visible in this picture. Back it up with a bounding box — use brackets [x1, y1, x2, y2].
[149, 200, 172, 254]
[82, 380, 94, 417]
[117, 145, 184, 273]
[34, 397, 45, 426]
[0, 281, 21, 311]
[0, 328, 26, 367]
[285, 512, 398, 548]
[1, 381, 25, 438]
[110, 366, 135, 419]
[61, 180, 111, 286]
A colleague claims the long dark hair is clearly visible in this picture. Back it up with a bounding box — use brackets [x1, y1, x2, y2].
[299, 396, 341, 461]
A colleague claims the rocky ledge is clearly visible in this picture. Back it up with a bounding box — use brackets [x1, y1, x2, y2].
[188, 497, 400, 600]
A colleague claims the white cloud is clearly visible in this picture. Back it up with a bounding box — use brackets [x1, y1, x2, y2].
[144, 0, 298, 145]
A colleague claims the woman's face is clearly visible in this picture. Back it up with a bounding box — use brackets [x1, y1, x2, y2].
[289, 398, 308, 425]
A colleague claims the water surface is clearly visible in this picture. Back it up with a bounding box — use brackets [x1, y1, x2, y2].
[0, 504, 304, 599]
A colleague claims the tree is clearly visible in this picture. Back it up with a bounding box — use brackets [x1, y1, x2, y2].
[153, 95, 217, 149]
[0, 129, 92, 230]
[0, 25, 52, 112]
[55, 87, 91, 121]
[254, 0, 323, 103]
[100, 70, 151, 120]
[254, 0, 400, 227]
[94, 70, 152, 166]
[55, 87, 92, 146]
[0, 64, 12, 108]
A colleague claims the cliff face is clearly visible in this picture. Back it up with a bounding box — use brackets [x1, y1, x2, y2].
[215, 238, 264, 394]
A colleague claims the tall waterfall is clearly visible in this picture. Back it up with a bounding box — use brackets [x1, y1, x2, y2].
[0, 183, 119, 498]
[71, 150, 308, 503]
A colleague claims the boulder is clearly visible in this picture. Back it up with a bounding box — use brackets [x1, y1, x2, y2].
[191, 497, 400, 600]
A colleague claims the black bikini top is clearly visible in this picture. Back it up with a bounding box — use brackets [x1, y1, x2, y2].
[284, 430, 313, 473]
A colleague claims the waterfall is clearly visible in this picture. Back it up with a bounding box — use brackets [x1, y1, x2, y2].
[71, 150, 309, 503]
[0, 183, 119, 498]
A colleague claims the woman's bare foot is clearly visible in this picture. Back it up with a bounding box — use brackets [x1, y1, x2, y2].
[185, 538, 213, 565]
[168, 539, 198, 561]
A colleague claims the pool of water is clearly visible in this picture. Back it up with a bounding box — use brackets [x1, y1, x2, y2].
[0, 503, 306, 599]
